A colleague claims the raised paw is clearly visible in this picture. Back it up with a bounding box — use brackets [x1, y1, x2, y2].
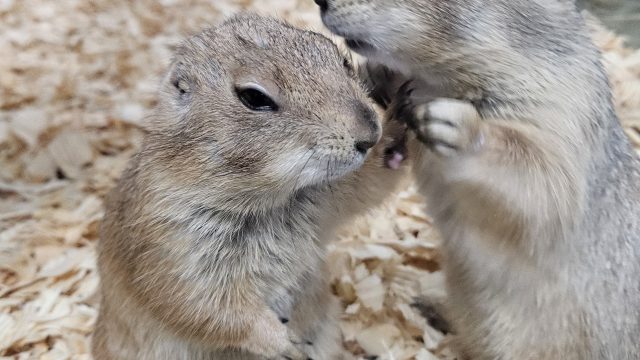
[247, 314, 311, 360]
[268, 342, 308, 360]
[281, 337, 315, 360]
[274, 332, 312, 360]
[396, 90, 483, 157]
[277, 345, 310, 360]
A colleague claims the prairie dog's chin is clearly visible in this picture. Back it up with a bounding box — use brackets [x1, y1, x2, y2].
[321, 18, 413, 76]
[320, 18, 375, 54]
[344, 38, 378, 56]
[315, 153, 365, 185]
[340, 36, 413, 76]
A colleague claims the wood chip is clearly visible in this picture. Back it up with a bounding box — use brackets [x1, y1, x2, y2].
[47, 130, 93, 179]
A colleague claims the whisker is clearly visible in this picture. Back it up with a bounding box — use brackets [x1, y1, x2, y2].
[291, 147, 316, 193]
[328, 156, 336, 200]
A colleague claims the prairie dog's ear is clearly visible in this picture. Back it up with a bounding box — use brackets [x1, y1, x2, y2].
[167, 61, 193, 100]
[235, 32, 269, 49]
[149, 60, 194, 131]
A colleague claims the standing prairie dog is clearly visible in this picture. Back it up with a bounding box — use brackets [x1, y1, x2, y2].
[319, 0, 640, 359]
[92, 14, 408, 360]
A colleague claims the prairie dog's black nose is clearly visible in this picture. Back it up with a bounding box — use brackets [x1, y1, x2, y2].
[315, 0, 328, 12]
[355, 140, 376, 154]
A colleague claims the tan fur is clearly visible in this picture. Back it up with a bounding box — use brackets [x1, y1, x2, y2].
[318, 0, 640, 359]
[92, 14, 407, 360]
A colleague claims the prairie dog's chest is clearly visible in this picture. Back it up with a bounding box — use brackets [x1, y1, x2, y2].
[259, 230, 326, 320]
[186, 203, 325, 282]
[248, 222, 324, 276]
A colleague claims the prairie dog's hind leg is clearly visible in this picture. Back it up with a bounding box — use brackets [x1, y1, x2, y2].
[287, 275, 347, 360]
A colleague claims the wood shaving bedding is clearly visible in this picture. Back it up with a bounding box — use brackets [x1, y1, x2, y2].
[0, 1, 638, 359]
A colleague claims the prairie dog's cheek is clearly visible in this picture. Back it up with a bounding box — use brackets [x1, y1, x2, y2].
[263, 147, 319, 185]
[221, 145, 269, 174]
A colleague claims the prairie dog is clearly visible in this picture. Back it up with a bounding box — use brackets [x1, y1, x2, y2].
[318, 0, 640, 359]
[92, 14, 407, 360]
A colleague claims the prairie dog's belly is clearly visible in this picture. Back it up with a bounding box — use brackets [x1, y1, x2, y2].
[414, 160, 590, 357]
[438, 229, 589, 358]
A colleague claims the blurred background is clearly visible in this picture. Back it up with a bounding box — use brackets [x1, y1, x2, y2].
[0, 1, 638, 359]
[579, 0, 640, 47]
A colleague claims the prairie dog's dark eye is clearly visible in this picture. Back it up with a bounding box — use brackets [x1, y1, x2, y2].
[235, 86, 279, 112]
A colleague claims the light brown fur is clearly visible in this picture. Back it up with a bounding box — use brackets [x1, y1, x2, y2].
[318, 0, 640, 359]
[92, 14, 407, 360]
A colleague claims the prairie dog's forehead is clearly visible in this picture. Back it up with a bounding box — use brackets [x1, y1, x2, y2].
[207, 14, 343, 69]
[174, 14, 354, 99]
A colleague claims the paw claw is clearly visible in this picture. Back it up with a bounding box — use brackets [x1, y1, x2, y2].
[397, 97, 481, 156]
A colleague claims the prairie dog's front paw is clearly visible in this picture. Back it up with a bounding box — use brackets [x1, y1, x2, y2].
[245, 315, 309, 360]
[380, 116, 408, 170]
[401, 96, 483, 157]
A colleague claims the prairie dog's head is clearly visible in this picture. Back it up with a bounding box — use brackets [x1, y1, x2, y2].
[317, 0, 478, 72]
[147, 14, 379, 205]
[317, 0, 583, 77]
